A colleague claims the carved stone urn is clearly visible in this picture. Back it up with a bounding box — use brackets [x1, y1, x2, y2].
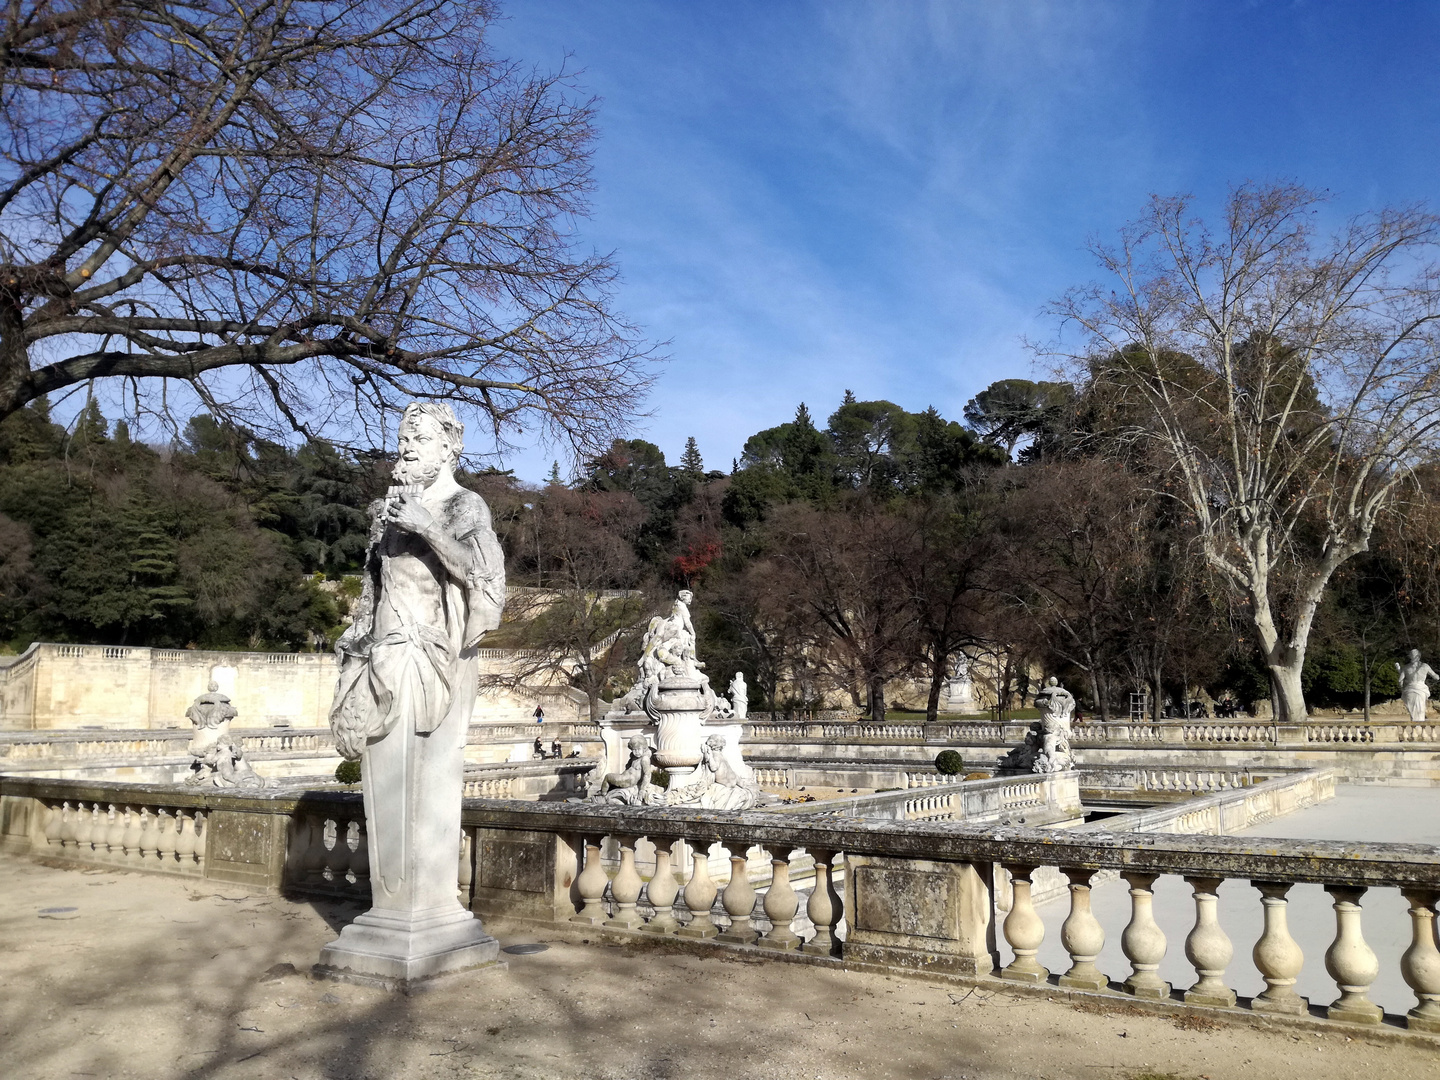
[651, 674, 707, 780]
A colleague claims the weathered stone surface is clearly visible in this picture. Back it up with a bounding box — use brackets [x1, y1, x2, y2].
[845, 855, 995, 975]
[469, 827, 578, 923]
[205, 809, 288, 890]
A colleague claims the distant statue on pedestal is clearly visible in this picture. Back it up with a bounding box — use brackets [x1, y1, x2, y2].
[728, 671, 748, 720]
[944, 655, 976, 712]
[318, 401, 506, 989]
[184, 681, 266, 788]
[1397, 649, 1439, 724]
[997, 676, 1076, 774]
[1032, 677, 1076, 773]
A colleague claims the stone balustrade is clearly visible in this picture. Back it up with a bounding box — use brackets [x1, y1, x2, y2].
[0, 721, 603, 777]
[771, 771, 1079, 825]
[21, 795, 207, 878]
[742, 719, 1440, 784]
[3, 772, 1438, 1037]
[743, 717, 1440, 750]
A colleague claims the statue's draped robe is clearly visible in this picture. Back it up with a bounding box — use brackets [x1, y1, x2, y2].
[330, 488, 505, 761]
[1400, 663, 1433, 724]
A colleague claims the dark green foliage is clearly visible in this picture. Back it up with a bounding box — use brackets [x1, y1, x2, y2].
[679, 437, 704, 477]
[963, 380, 1076, 460]
[0, 402, 359, 649]
[335, 759, 362, 784]
[721, 397, 1003, 526]
[583, 438, 696, 564]
[935, 750, 965, 774]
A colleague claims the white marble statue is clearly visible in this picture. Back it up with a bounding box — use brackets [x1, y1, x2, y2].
[590, 733, 663, 805]
[611, 590, 699, 715]
[318, 401, 506, 988]
[662, 733, 761, 810]
[944, 654, 975, 711]
[184, 682, 265, 788]
[1397, 649, 1439, 724]
[728, 671, 748, 720]
[1032, 677, 1076, 773]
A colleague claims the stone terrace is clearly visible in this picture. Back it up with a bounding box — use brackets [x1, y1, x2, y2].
[4, 857, 1437, 1080]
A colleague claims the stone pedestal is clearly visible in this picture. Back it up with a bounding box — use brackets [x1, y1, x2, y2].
[944, 678, 975, 712]
[315, 659, 502, 990]
[315, 904, 501, 990]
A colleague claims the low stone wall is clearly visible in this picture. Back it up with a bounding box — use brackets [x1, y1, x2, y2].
[0, 642, 590, 730]
[0, 721, 605, 783]
[3, 771, 1436, 1037]
[771, 770, 1083, 826]
[742, 718, 1440, 784]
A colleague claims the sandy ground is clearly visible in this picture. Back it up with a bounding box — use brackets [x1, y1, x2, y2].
[3, 856, 1436, 1080]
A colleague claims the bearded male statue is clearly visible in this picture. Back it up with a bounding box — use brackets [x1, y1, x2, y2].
[316, 401, 506, 988]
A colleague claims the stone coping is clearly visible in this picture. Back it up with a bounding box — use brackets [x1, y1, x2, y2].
[1072, 767, 1333, 832]
[0, 720, 597, 747]
[4, 771, 1438, 888]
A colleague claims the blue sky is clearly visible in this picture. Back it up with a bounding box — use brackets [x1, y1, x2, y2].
[486, 0, 1440, 482]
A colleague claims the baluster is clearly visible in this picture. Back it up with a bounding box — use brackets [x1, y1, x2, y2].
[155, 809, 177, 865]
[121, 804, 143, 858]
[717, 847, 759, 945]
[192, 812, 206, 866]
[457, 828, 474, 902]
[802, 849, 842, 957]
[758, 845, 800, 951]
[1183, 876, 1235, 1006]
[350, 821, 370, 896]
[677, 841, 719, 939]
[639, 839, 680, 935]
[138, 806, 159, 860]
[326, 819, 353, 886]
[605, 835, 646, 929]
[1401, 888, 1440, 1033]
[1121, 872, 1169, 998]
[1251, 881, 1306, 1014]
[1001, 865, 1048, 983]
[1324, 885, 1382, 1023]
[103, 803, 125, 858]
[569, 834, 609, 925]
[303, 814, 330, 887]
[1058, 868, 1107, 990]
[73, 801, 96, 854]
[174, 811, 197, 866]
[44, 802, 64, 848]
[57, 801, 78, 849]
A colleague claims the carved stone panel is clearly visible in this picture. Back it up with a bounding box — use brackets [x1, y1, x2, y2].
[205, 808, 285, 889]
[478, 836, 548, 894]
[854, 864, 957, 941]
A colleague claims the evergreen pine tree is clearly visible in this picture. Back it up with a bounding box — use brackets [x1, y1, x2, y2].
[843, 388, 857, 405]
[548, 460, 563, 485]
[680, 436, 703, 477]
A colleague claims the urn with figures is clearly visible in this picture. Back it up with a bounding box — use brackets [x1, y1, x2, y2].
[652, 674, 707, 772]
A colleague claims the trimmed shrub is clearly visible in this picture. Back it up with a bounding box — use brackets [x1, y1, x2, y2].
[335, 759, 362, 785]
[934, 750, 964, 775]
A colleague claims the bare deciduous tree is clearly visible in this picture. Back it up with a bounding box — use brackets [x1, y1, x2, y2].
[502, 485, 649, 720]
[1049, 183, 1440, 721]
[760, 499, 922, 722]
[0, 0, 652, 450]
